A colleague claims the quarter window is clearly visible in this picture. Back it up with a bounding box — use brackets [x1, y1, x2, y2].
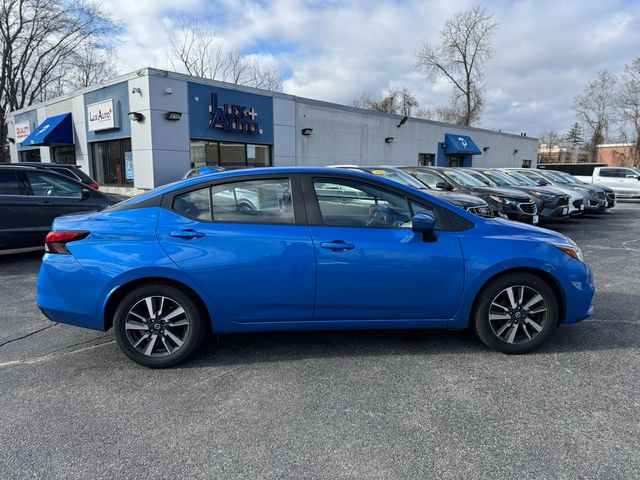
[313, 178, 412, 228]
[0, 171, 22, 195]
[24, 171, 82, 198]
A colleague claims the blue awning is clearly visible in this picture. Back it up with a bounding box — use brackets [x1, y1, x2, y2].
[443, 133, 481, 155]
[22, 113, 73, 146]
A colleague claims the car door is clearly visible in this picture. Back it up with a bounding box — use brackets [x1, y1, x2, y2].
[305, 175, 465, 321]
[0, 170, 41, 250]
[616, 168, 640, 195]
[156, 176, 316, 323]
[20, 170, 104, 240]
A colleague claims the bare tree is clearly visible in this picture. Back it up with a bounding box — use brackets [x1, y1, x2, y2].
[164, 19, 283, 92]
[415, 4, 497, 126]
[64, 42, 121, 90]
[0, 0, 119, 161]
[353, 87, 428, 117]
[574, 70, 617, 161]
[538, 130, 564, 147]
[619, 58, 640, 166]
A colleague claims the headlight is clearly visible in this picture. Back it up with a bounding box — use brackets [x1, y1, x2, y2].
[488, 195, 517, 205]
[553, 243, 584, 262]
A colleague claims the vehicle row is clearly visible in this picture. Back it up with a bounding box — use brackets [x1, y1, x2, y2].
[328, 165, 617, 226]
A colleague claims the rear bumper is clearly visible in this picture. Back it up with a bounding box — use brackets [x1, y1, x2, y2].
[36, 254, 105, 331]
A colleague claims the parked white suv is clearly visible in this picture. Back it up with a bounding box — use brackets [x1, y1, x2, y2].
[575, 167, 640, 198]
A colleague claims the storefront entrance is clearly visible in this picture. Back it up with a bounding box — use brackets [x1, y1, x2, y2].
[51, 145, 76, 165]
[91, 138, 132, 185]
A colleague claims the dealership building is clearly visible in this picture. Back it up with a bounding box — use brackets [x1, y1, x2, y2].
[8, 67, 538, 194]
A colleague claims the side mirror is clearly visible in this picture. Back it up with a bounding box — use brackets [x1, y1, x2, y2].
[81, 188, 91, 199]
[412, 212, 438, 242]
[435, 181, 452, 190]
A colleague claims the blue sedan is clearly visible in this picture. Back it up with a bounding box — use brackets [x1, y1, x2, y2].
[37, 168, 595, 367]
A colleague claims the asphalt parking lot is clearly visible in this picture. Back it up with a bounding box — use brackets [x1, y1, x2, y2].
[1, 202, 639, 479]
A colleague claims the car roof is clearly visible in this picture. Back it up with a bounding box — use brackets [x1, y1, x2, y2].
[117, 166, 462, 211]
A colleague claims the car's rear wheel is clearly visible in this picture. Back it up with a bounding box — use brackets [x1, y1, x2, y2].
[472, 273, 558, 354]
[113, 284, 205, 368]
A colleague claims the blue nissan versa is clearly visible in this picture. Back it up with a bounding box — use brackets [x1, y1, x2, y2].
[37, 168, 595, 367]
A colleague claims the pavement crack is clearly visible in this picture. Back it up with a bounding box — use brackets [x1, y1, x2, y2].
[0, 323, 58, 349]
[0, 339, 116, 368]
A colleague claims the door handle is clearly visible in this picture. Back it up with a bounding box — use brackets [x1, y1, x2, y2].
[320, 240, 355, 251]
[170, 229, 206, 239]
[38, 201, 52, 205]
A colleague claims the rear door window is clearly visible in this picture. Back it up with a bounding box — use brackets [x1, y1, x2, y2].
[23, 171, 83, 198]
[0, 171, 24, 195]
[173, 178, 295, 224]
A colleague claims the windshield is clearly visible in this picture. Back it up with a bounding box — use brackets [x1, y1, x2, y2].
[555, 171, 581, 184]
[539, 170, 569, 184]
[463, 170, 494, 186]
[442, 169, 486, 187]
[481, 170, 518, 187]
[516, 170, 550, 186]
[364, 168, 427, 189]
[500, 170, 537, 186]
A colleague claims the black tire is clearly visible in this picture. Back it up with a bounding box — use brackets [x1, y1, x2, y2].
[472, 272, 558, 354]
[113, 284, 206, 368]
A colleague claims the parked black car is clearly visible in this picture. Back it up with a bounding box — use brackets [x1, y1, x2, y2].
[462, 168, 570, 223]
[0, 165, 125, 253]
[552, 170, 616, 208]
[400, 166, 539, 224]
[16, 162, 100, 189]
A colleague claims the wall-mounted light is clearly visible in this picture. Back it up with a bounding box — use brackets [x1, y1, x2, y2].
[164, 87, 173, 95]
[128, 112, 145, 122]
[7, 137, 15, 144]
[131, 87, 142, 96]
[164, 111, 182, 121]
[385, 137, 394, 144]
[483, 146, 490, 152]
[301, 128, 313, 136]
[397, 116, 408, 128]
[513, 149, 519, 155]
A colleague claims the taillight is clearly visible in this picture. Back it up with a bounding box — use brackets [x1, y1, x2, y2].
[89, 182, 100, 190]
[44, 231, 89, 254]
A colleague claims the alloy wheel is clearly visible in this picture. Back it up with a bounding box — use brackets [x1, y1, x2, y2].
[488, 285, 547, 345]
[124, 296, 190, 357]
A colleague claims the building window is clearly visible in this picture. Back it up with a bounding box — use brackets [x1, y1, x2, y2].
[91, 138, 132, 185]
[19, 149, 41, 162]
[418, 153, 434, 166]
[522, 159, 532, 168]
[447, 155, 464, 167]
[51, 145, 76, 165]
[190, 140, 271, 169]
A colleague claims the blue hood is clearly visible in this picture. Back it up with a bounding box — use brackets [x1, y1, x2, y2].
[486, 217, 573, 246]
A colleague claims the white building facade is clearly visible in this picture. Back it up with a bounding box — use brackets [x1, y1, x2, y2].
[8, 68, 538, 194]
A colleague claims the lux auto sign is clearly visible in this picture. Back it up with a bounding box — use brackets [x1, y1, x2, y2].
[209, 93, 263, 135]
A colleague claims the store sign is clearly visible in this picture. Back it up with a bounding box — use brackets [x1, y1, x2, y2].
[208, 93, 263, 135]
[14, 122, 31, 143]
[87, 99, 117, 131]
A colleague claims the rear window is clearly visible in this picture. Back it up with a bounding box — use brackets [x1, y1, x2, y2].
[0, 170, 23, 195]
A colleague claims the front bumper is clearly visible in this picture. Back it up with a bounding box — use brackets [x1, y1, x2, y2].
[560, 259, 596, 324]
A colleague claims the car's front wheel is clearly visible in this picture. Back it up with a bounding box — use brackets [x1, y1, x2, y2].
[113, 284, 205, 368]
[472, 273, 558, 354]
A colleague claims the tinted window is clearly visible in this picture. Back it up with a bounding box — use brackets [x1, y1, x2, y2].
[212, 179, 293, 223]
[313, 178, 411, 228]
[0, 171, 23, 195]
[173, 188, 211, 220]
[599, 169, 621, 178]
[621, 169, 640, 178]
[24, 171, 82, 198]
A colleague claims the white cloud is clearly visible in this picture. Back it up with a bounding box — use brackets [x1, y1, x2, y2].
[107, 0, 640, 137]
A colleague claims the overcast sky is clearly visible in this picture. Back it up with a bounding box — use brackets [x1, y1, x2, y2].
[103, 0, 640, 138]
